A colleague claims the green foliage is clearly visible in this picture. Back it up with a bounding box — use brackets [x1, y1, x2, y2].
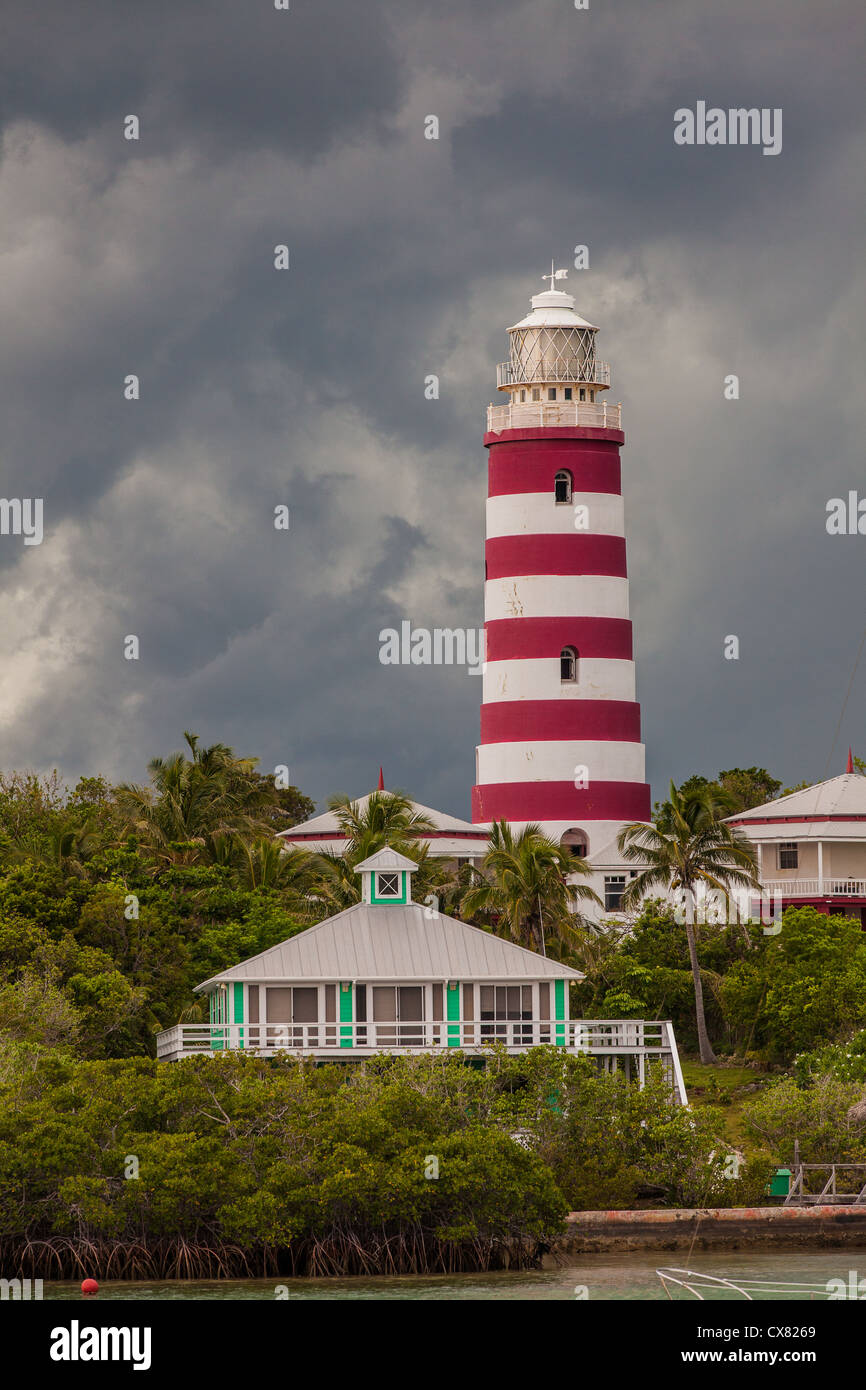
[574, 900, 866, 1068]
[0, 970, 81, 1048]
[719, 908, 866, 1060]
[0, 1051, 576, 1252]
[573, 903, 752, 1053]
[0, 752, 319, 1056]
[671, 767, 782, 814]
[618, 781, 761, 1065]
[461, 820, 600, 955]
[792, 1030, 866, 1087]
[0, 1047, 760, 1261]
[742, 1074, 866, 1164]
[538, 1069, 745, 1200]
[2, 742, 863, 1249]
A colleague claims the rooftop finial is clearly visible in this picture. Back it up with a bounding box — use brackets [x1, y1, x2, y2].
[847, 748, 854, 774]
[542, 261, 568, 293]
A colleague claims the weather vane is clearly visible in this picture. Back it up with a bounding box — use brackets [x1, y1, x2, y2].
[542, 260, 568, 292]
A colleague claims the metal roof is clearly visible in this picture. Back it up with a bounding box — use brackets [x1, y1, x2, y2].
[277, 791, 485, 840]
[354, 847, 420, 872]
[727, 774, 866, 825]
[196, 901, 583, 989]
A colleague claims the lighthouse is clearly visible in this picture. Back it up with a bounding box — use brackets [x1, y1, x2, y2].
[471, 270, 651, 863]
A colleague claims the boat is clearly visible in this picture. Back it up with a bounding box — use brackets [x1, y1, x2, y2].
[656, 1267, 859, 1300]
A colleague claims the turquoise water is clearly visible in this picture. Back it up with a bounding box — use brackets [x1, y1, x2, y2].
[37, 1248, 866, 1300]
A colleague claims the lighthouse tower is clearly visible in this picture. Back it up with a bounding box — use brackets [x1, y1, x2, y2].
[471, 271, 651, 860]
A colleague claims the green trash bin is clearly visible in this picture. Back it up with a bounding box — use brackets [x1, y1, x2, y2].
[768, 1167, 791, 1197]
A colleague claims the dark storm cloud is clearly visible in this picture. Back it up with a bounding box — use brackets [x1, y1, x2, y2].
[0, 0, 863, 814]
[0, 0, 403, 158]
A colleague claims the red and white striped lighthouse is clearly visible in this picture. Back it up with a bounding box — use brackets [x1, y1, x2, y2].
[471, 271, 651, 858]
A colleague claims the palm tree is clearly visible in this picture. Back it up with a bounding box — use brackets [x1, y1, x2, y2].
[48, 823, 101, 877]
[312, 790, 443, 912]
[0, 822, 100, 877]
[617, 781, 761, 1064]
[237, 839, 319, 896]
[115, 731, 278, 869]
[326, 789, 435, 850]
[461, 821, 601, 956]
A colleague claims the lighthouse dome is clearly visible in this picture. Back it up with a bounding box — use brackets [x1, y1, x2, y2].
[508, 288, 599, 333]
[500, 279, 606, 391]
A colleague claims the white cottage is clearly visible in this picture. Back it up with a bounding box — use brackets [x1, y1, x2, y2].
[727, 765, 866, 927]
[155, 847, 686, 1101]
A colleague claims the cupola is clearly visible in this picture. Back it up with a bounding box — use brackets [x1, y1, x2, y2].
[354, 846, 419, 904]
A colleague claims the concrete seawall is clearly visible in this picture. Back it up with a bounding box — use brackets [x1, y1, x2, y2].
[557, 1206, 866, 1252]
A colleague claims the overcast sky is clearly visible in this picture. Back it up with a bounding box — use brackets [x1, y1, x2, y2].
[0, 0, 863, 817]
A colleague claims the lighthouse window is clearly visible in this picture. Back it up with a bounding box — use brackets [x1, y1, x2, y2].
[520, 389, 526, 402]
[531, 388, 541, 401]
[561, 828, 589, 859]
[564, 387, 573, 401]
[376, 872, 400, 897]
[554, 471, 572, 504]
[579, 388, 586, 402]
[548, 388, 557, 401]
[560, 646, 578, 682]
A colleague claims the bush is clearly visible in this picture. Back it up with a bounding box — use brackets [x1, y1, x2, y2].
[741, 1074, 866, 1165]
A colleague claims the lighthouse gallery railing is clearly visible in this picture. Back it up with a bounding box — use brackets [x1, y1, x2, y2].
[487, 400, 622, 432]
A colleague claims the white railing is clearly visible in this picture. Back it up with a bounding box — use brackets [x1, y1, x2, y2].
[486, 400, 621, 433]
[759, 878, 866, 897]
[159, 1019, 572, 1058]
[155, 1017, 687, 1100]
[496, 360, 611, 388]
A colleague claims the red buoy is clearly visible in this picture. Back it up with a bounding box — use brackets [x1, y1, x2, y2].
[81, 1278, 99, 1295]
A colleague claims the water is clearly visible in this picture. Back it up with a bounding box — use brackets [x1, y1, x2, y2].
[35, 1248, 866, 1300]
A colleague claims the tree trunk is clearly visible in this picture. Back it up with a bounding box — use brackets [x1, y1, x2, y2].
[528, 911, 544, 956]
[684, 911, 716, 1065]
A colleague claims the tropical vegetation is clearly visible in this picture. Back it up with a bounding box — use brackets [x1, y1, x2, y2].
[1, 740, 864, 1271]
[617, 780, 761, 1063]
[0, 1046, 764, 1278]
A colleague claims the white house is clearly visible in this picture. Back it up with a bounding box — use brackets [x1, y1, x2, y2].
[277, 785, 489, 866]
[727, 766, 866, 927]
[156, 846, 686, 1101]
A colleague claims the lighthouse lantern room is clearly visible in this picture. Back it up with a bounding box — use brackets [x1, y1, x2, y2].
[472, 271, 651, 862]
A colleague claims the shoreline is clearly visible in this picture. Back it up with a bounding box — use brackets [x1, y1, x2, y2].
[10, 1207, 866, 1281]
[556, 1205, 866, 1254]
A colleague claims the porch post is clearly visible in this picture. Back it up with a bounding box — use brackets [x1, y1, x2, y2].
[210, 987, 227, 1052]
[233, 982, 244, 1050]
[446, 981, 460, 1046]
[339, 982, 354, 1048]
[554, 979, 566, 1046]
[817, 840, 824, 895]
